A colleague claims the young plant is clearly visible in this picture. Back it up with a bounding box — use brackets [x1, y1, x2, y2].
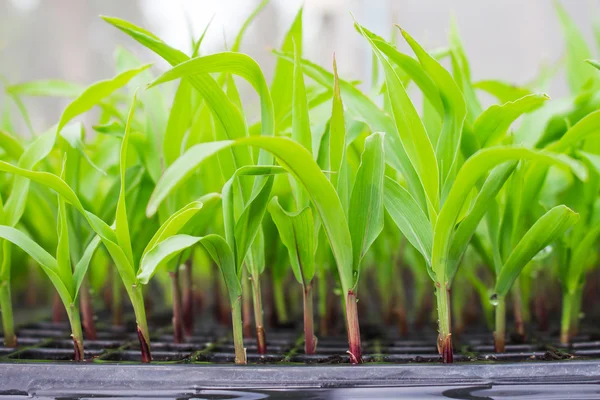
[0, 164, 100, 360]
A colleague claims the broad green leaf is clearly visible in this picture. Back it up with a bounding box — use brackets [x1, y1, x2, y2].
[495, 205, 579, 297]
[400, 27, 466, 194]
[231, 0, 270, 52]
[59, 122, 106, 175]
[329, 55, 345, 189]
[5, 129, 57, 226]
[587, 59, 600, 71]
[56, 165, 73, 295]
[147, 136, 354, 292]
[138, 234, 203, 284]
[273, 50, 428, 214]
[73, 235, 101, 299]
[115, 93, 137, 266]
[474, 80, 533, 104]
[101, 17, 252, 160]
[0, 129, 24, 160]
[268, 197, 315, 285]
[271, 7, 303, 126]
[449, 18, 482, 124]
[163, 80, 192, 166]
[447, 162, 517, 281]
[433, 147, 587, 286]
[546, 109, 600, 151]
[148, 51, 274, 164]
[199, 234, 241, 304]
[383, 177, 433, 267]
[56, 64, 151, 134]
[474, 94, 550, 147]
[348, 131, 385, 281]
[221, 166, 285, 268]
[233, 174, 275, 268]
[6, 80, 83, 98]
[358, 23, 439, 216]
[555, 1, 596, 93]
[0, 226, 73, 304]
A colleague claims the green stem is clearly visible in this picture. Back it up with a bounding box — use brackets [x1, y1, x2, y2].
[130, 284, 152, 362]
[250, 273, 267, 354]
[435, 284, 453, 363]
[0, 281, 16, 347]
[303, 282, 316, 354]
[571, 287, 583, 337]
[272, 277, 288, 324]
[242, 268, 252, 337]
[231, 296, 247, 364]
[66, 302, 84, 361]
[494, 296, 506, 353]
[561, 291, 575, 345]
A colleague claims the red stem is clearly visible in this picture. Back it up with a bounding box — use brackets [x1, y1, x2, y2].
[345, 290, 363, 364]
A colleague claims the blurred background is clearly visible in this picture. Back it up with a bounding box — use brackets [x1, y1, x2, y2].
[0, 0, 598, 132]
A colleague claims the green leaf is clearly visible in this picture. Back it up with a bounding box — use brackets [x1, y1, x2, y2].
[0, 226, 73, 305]
[495, 205, 579, 297]
[447, 162, 517, 280]
[0, 129, 24, 161]
[56, 164, 73, 295]
[358, 22, 439, 216]
[56, 64, 151, 134]
[586, 59, 600, 71]
[273, 50, 428, 214]
[142, 198, 215, 259]
[73, 235, 101, 299]
[199, 234, 241, 304]
[233, 174, 275, 268]
[163, 80, 192, 167]
[221, 166, 285, 268]
[356, 25, 444, 115]
[147, 136, 354, 293]
[566, 222, 600, 293]
[475, 94, 550, 147]
[555, 1, 596, 93]
[268, 197, 315, 285]
[4, 129, 57, 226]
[546, 109, 600, 151]
[6, 80, 83, 98]
[271, 7, 303, 126]
[400, 27, 466, 194]
[115, 92, 137, 267]
[148, 51, 274, 161]
[474, 80, 533, 104]
[329, 55, 346, 189]
[138, 234, 203, 284]
[231, 0, 269, 52]
[383, 177, 433, 267]
[101, 17, 252, 168]
[348, 131, 385, 281]
[473, 94, 550, 147]
[433, 147, 587, 286]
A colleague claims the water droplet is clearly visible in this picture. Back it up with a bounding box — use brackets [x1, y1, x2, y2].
[490, 294, 499, 306]
[533, 245, 553, 261]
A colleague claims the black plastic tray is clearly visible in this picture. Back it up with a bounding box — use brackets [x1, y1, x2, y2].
[2, 317, 600, 398]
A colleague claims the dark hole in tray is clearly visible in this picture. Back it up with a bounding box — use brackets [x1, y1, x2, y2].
[129, 341, 206, 352]
[8, 348, 104, 361]
[46, 339, 122, 350]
